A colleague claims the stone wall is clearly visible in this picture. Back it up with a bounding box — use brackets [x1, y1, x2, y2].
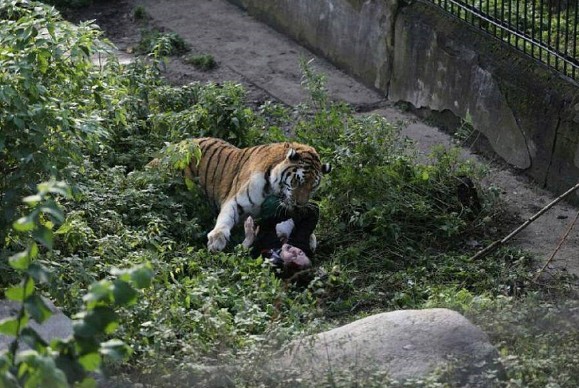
[229, 0, 579, 199]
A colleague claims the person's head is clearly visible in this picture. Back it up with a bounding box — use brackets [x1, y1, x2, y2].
[280, 243, 311, 268]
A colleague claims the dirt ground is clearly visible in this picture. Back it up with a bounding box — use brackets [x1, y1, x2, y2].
[67, 0, 578, 284]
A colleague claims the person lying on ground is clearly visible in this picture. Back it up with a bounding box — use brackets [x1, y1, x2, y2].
[241, 196, 319, 279]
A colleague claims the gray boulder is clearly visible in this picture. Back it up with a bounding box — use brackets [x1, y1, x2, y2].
[0, 298, 73, 351]
[272, 308, 503, 386]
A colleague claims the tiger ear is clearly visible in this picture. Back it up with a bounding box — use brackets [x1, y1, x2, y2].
[286, 148, 300, 161]
[322, 163, 332, 174]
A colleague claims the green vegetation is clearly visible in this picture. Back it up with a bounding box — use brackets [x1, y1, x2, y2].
[184, 53, 218, 71]
[133, 5, 147, 21]
[136, 28, 189, 58]
[432, 0, 579, 79]
[1, 1, 576, 386]
[39, 0, 92, 8]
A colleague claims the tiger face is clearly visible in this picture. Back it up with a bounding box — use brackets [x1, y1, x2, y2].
[273, 147, 331, 210]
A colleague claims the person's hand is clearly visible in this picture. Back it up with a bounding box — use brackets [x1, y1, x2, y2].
[241, 216, 259, 248]
[275, 219, 295, 243]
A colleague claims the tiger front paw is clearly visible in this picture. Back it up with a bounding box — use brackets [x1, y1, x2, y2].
[207, 228, 229, 252]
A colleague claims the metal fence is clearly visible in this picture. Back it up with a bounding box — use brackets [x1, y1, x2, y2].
[423, 0, 579, 82]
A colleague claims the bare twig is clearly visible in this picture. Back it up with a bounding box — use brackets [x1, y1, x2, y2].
[469, 181, 579, 260]
[533, 209, 579, 282]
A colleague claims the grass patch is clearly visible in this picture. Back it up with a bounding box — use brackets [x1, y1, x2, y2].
[136, 28, 189, 57]
[184, 53, 217, 71]
[133, 5, 147, 21]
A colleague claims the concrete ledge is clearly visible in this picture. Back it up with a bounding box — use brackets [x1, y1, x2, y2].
[230, 0, 579, 201]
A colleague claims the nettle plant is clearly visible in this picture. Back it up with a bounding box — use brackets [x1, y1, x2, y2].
[0, 181, 153, 387]
[0, 0, 117, 239]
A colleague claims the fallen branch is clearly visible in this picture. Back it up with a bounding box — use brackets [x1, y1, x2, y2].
[469, 181, 579, 261]
[533, 209, 579, 282]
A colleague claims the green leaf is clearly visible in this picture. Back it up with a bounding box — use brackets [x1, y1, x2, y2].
[48, 182, 71, 198]
[8, 251, 30, 271]
[24, 295, 53, 324]
[100, 339, 132, 361]
[129, 264, 154, 289]
[22, 194, 42, 206]
[5, 278, 35, 301]
[29, 242, 39, 259]
[27, 262, 51, 284]
[109, 268, 131, 283]
[20, 327, 49, 352]
[112, 280, 138, 307]
[75, 377, 98, 388]
[0, 315, 28, 337]
[15, 351, 68, 388]
[78, 352, 101, 372]
[0, 371, 19, 388]
[185, 177, 194, 190]
[32, 225, 53, 250]
[12, 215, 35, 232]
[74, 336, 99, 357]
[10, 244, 41, 271]
[39, 198, 66, 222]
[73, 307, 119, 338]
[82, 280, 113, 308]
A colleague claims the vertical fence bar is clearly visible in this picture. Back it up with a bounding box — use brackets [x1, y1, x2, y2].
[547, 0, 553, 66]
[539, 0, 545, 63]
[493, 0, 497, 35]
[422, 0, 578, 81]
[572, 0, 579, 79]
[515, 0, 527, 53]
[509, 0, 514, 46]
[530, 0, 536, 58]
[501, 0, 506, 40]
[563, 0, 570, 76]
[554, 0, 561, 71]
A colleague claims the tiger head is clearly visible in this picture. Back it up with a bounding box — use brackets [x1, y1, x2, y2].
[271, 143, 331, 210]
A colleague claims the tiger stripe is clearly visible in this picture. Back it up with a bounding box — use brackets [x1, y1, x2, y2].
[183, 137, 330, 251]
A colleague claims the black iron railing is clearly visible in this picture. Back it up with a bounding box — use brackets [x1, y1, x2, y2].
[423, 0, 579, 82]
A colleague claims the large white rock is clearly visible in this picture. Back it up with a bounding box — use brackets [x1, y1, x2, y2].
[0, 298, 73, 351]
[272, 308, 502, 385]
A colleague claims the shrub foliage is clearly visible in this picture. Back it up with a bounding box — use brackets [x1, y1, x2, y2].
[0, 1, 576, 386]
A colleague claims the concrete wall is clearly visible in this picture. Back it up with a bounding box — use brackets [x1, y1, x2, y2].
[229, 0, 579, 199]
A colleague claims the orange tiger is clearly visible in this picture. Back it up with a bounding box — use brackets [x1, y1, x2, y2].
[184, 137, 331, 252]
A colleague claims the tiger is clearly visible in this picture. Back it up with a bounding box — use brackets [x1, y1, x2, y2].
[183, 137, 331, 252]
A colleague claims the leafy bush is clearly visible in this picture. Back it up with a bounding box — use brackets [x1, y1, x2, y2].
[133, 5, 147, 21]
[148, 82, 259, 147]
[0, 0, 112, 238]
[136, 29, 189, 58]
[0, 181, 153, 387]
[1, 2, 576, 385]
[184, 53, 217, 71]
